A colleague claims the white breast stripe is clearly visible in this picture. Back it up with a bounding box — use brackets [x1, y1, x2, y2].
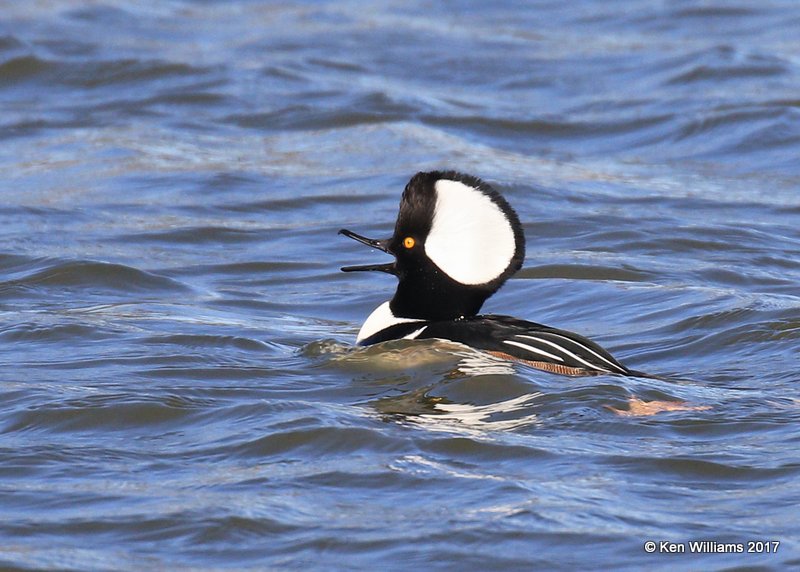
[356, 301, 424, 344]
[503, 340, 564, 362]
[517, 334, 612, 372]
[535, 332, 627, 373]
[403, 326, 428, 340]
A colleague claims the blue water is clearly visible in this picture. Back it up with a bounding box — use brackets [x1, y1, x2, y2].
[1, 1, 799, 570]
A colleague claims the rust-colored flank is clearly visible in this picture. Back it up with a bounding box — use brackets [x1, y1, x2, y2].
[488, 351, 597, 377]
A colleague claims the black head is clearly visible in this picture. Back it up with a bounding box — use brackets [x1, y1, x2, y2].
[340, 171, 525, 321]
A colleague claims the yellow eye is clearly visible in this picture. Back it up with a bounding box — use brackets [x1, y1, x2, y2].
[403, 236, 416, 249]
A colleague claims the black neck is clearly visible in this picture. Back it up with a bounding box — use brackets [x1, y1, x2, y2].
[389, 260, 494, 320]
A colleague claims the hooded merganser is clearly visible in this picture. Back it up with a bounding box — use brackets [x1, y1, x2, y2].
[339, 171, 635, 377]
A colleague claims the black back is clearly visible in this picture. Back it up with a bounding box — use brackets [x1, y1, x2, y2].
[417, 315, 631, 375]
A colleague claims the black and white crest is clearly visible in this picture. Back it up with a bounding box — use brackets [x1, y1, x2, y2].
[398, 171, 525, 285]
[382, 171, 525, 320]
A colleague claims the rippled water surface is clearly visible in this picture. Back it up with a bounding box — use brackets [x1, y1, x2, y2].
[2, 1, 800, 570]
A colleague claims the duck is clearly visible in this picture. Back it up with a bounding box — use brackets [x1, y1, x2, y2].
[339, 171, 638, 376]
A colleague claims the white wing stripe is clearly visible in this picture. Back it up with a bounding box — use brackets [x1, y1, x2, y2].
[523, 332, 626, 373]
[516, 334, 612, 372]
[503, 340, 564, 362]
[543, 332, 627, 372]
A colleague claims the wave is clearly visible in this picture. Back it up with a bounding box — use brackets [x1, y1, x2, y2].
[0, 257, 189, 299]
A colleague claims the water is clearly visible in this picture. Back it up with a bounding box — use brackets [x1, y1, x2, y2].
[2, 1, 799, 570]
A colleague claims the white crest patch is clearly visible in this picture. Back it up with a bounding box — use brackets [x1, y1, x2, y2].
[356, 301, 425, 344]
[424, 179, 517, 285]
